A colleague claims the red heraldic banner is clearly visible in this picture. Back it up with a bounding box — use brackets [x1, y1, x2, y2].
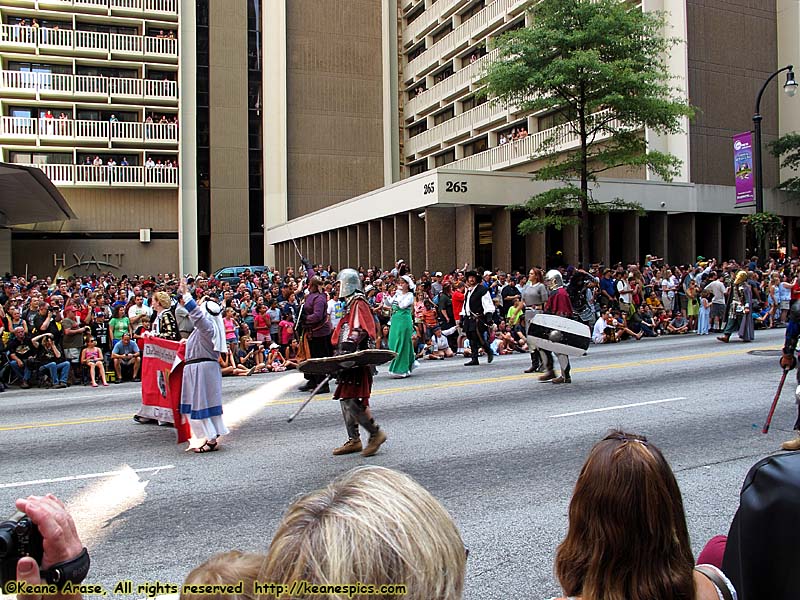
[140, 338, 192, 443]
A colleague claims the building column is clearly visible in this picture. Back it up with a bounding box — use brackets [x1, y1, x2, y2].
[668, 213, 696, 265]
[409, 212, 426, 274]
[492, 207, 512, 272]
[786, 217, 794, 260]
[697, 214, 722, 262]
[347, 226, 358, 267]
[357, 223, 369, 267]
[621, 213, 639, 265]
[591, 212, 610, 266]
[722, 217, 746, 261]
[381, 218, 395, 269]
[178, 0, 198, 275]
[455, 206, 475, 268]
[394, 214, 410, 267]
[647, 212, 668, 262]
[563, 224, 579, 266]
[425, 207, 456, 272]
[334, 229, 343, 271]
[368, 221, 382, 267]
[525, 231, 546, 269]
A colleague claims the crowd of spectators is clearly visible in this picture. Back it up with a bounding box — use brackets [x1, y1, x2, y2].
[0, 251, 792, 391]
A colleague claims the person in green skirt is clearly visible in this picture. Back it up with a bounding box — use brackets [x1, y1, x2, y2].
[385, 275, 416, 378]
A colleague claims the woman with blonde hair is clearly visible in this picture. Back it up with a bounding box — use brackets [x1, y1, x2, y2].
[151, 290, 179, 340]
[552, 430, 736, 600]
[259, 466, 466, 600]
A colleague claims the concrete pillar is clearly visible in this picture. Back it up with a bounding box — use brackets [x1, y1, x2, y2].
[563, 224, 579, 266]
[425, 207, 456, 272]
[334, 229, 343, 271]
[668, 213, 696, 265]
[591, 212, 610, 266]
[455, 206, 475, 268]
[492, 207, 512, 272]
[326, 231, 334, 270]
[786, 217, 794, 260]
[409, 212, 426, 274]
[357, 223, 369, 267]
[347, 226, 358, 267]
[394, 214, 410, 267]
[697, 214, 722, 263]
[647, 212, 668, 263]
[722, 217, 746, 261]
[525, 231, 546, 269]
[621, 213, 639, 265]
[368, 221, 382, 267]
[381, 218, 395, 270]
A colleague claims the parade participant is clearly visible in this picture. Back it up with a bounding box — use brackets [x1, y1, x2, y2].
[330, 268, 387, 457]
[522, 268, 548, 374]
[151, 291, 179, 341]
[297, 259, 333, 392]
[178, 279, 229, 453]
[778, 299, 800, 450]
[460, 270, 495, 366]
[386, 274, 416, 378]
[539, 269, 574, 384]
[717, 270, 754, 343]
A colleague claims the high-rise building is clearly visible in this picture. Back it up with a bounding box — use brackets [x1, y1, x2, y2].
[267, 0, 800, 273]
[0, 0, 181, 275]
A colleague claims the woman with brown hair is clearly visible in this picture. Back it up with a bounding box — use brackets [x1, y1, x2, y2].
[552, 430, 736, 600]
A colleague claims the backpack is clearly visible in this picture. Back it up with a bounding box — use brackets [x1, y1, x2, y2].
[722, 452, 800, 600]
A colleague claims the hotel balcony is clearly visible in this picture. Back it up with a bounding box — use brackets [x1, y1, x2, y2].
[0, 25, 178, 62]
[404, 0, 527, 81]
[403, 0, 459, 45]
[405, 98, 517, 157]
[0, 116, 179, 145]
[404, 48, 498, 119]
[21, 162, 179, 187]
[449, 109, 623, 171]
[0, 71, 178, 103]
[2, 0, 178, 19]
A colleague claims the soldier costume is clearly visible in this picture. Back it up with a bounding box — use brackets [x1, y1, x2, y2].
[330, 268, 387, 457]
[717, 270, 754, 343]
[539, 269, 574, 384]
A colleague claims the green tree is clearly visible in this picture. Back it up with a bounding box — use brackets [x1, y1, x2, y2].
[770, 132, 800, 198]
[483, 0, 694, 265]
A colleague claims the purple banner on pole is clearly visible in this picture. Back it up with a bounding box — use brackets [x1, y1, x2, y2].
[733, 132, 755, 207]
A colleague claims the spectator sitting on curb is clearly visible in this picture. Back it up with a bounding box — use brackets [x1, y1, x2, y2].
[111, 332, 141, 383]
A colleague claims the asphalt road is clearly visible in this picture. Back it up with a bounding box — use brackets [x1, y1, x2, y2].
[0, 329, 794, 599]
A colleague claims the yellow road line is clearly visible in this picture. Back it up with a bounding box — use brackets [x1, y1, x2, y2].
[1, 344, 777, 432]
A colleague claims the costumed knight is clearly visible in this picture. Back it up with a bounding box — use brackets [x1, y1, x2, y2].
[330, 268, 388, 457]
[539, 269, 574, 384]
[717, 270, 754, 343]
[779, 299, 800, 450]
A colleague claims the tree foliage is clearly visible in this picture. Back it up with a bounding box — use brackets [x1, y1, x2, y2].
[769, 132, 800, 198]
[484, 0, 694, 264]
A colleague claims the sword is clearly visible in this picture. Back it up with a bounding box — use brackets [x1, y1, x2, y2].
[762, 369, 789, 434]
[287, 374, 333, 423]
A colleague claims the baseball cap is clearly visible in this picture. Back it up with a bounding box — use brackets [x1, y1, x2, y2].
[434, 271, 443, 277]
[483, 271, 492, 277]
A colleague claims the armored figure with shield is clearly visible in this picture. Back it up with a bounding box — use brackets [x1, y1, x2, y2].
[528, 269, 591, 384]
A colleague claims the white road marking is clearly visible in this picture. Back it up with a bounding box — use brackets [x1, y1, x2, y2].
[0, 464, 175, 489]
[549, 397, 688, 419]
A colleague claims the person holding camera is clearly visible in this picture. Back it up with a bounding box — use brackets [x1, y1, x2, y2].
[4, 494, 89, 600]
[32, 333, 71, 389]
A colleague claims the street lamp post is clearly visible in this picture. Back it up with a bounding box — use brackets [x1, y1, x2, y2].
[752, 65, 797, 261]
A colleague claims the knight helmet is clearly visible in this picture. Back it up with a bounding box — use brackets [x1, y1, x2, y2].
[336, 268, 363, 299]
[545, 269, 564, 291]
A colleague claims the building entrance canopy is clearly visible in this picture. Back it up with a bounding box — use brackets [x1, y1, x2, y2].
[0, 163, 77, 226]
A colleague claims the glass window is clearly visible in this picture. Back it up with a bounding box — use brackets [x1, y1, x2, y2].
[434, 149, 455, 167]
[433, 107, 454, 126]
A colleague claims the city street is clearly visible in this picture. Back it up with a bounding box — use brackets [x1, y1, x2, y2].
[0, 329, 794, 599]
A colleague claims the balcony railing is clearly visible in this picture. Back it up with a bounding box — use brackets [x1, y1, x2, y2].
[20, 163, 179, 187]
[405, 98, 513, 156]
[405, 0, 527, 79]
[12, 0, 178, 15]
[0, 26, 178, 58]
[0, 116, 179, 144]
[0, 71, 178, 101]
[449, 109, 621, 171]
[405, 48, 498, 117]
[403, 0, 456, 45]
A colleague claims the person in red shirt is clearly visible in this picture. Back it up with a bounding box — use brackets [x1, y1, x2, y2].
[452, 282, 465, 325]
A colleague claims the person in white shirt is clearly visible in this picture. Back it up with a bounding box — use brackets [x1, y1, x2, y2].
[460, 270, 495, 366]
[327, 289, 344, 330]
[127, 295, 153, 327]
[426, 325, 454, 359]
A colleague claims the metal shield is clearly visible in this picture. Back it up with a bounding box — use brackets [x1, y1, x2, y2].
[298, 349, 397, 375]
[528, 313, 591, 357]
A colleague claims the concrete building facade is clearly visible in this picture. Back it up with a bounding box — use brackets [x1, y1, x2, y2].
[267, 0, 799, 273]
